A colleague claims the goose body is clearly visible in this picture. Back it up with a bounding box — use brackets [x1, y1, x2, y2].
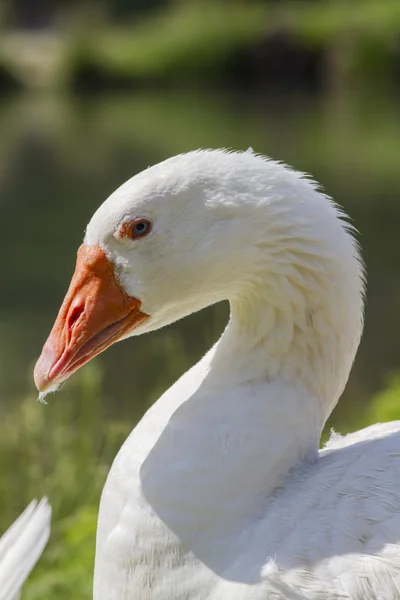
[35, 150, 400, 599]
[0, 499, 51, 600]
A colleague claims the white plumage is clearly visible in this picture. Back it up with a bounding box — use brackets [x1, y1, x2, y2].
[36, 150, 400, 599]
[0, 499, 51, 600]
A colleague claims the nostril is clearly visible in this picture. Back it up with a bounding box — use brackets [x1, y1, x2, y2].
[67, 304, 84, 331]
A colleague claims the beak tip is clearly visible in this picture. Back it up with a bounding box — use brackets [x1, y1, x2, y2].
[33, 342, 58, 392]
[33, 358, 50, 392]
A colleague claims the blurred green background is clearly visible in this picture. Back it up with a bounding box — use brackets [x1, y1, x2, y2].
[1, 0, 400, 597]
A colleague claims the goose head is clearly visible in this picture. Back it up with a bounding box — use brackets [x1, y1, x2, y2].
[34, 149, 364, 423]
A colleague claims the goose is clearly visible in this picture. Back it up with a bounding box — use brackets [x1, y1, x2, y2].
[34, 149, 400, 599]
[0, 498, 51, 600]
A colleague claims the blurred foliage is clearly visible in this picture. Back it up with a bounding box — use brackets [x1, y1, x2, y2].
[0, 0, 399, 91]
[0, 367, 399, 597]
[24, 506, 98, 599]
[290, 0, 400, 41]
[363, 374, 400, 425]
[67, 2, 264, 88]
[0, 363, 130, 599]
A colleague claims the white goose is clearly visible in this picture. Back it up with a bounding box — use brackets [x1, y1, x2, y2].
[0, 499, 51, 600]
[35, 149, 400, 599]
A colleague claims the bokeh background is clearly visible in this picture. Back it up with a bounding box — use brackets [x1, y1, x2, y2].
[1, 0, 400, 597]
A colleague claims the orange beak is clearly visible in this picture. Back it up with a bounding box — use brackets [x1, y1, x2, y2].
[34, 244, 149, 392]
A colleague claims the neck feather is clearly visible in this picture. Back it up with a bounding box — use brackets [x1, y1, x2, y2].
[137, 302, 329, 564]
[130, 205, 364, 573]
[216, 227, 364, 427]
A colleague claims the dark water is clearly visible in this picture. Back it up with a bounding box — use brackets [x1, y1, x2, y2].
[1, 90, 400, 429]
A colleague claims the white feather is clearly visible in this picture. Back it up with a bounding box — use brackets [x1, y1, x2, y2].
[0, 499, 51, 600]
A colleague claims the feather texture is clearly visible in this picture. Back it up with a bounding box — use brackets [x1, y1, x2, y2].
[0, 499, 51, 600]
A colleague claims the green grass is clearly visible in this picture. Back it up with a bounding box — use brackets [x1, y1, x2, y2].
[0, 363, 130, 599]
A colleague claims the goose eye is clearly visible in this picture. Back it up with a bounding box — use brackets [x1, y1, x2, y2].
[129, 219, 152, 239]
[117, 218, 152, 240]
